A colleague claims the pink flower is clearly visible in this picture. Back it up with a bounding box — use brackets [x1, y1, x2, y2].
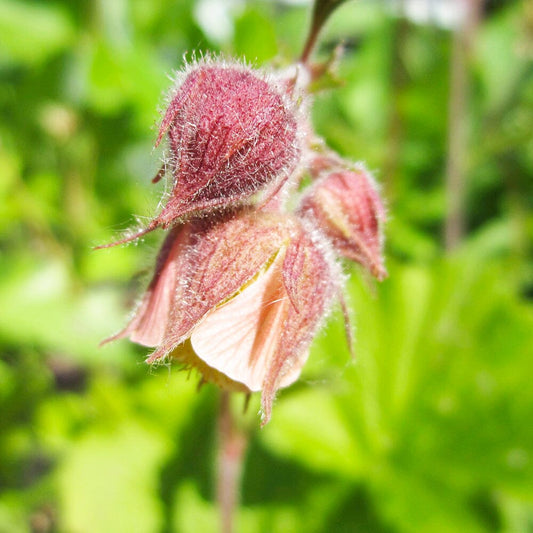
[100, 55, 389, 426]
[299, 167, 387, 280]
[108, 210, 337, 424]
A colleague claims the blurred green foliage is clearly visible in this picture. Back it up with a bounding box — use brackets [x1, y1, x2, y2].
[1, 0, 532, 532]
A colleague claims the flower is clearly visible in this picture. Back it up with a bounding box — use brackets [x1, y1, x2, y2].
[299, 167, 387, 280]
[108, 210, 338, 424]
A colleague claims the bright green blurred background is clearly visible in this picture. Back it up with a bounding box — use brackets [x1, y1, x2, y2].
[1, 0, 532, 531]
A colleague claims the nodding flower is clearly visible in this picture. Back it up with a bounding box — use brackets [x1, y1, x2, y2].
[106, 209, 338, 425]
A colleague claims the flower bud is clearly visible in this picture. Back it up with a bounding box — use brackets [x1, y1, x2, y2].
[97, 60, 303, 248]
[299, 167, 387, 280]
[152, 60, 301, 233]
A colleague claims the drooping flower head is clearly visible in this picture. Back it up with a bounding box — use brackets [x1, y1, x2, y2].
[299, 166, 387, 280]
[107, 209, 338, 424]
[101, 50, 388, 425]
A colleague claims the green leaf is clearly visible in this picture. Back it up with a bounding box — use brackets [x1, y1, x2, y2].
[172, 482, 218, 533]
[0, 1, 74, 66]
[0, 257, 132, 364]
[261, 388, 365, 478]
[57, 422, 168, 533]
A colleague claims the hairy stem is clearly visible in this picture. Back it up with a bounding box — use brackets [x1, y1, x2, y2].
[217, 392, 248, 533]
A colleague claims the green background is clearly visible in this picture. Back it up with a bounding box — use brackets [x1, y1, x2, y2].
[1, 0, 532, 531]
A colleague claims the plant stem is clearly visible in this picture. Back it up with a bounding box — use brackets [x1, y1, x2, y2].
[444, 0, 483, 251]
[300, 0, 348, 64]
[217, 392, 248, 533]
[384, 9, 409, 204]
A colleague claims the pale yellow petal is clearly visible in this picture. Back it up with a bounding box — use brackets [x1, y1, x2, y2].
[190, 252, 290, 391]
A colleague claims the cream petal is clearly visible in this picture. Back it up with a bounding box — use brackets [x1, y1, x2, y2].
[147, 212, 292, 363]
[190, 251, 293, 391]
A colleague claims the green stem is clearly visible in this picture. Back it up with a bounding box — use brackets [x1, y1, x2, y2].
[300, 0, 349, 64]
[444, 0, 483, 250]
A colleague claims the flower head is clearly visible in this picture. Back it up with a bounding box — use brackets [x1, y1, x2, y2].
[109, 210, 337, 424]
[102, 53, 388, 425]
[299, 167, 387, 280]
